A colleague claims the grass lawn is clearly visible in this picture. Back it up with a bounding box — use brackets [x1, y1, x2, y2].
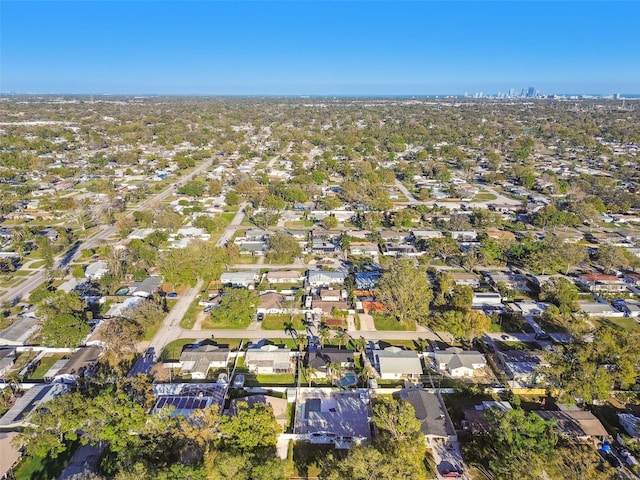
[489, 314, 534, 333]
[473, 192, 498, 201]
[220, 212, 236, 222]
[179, 298, 202, 329]
[261, 314, 305, 331]
[233, 255, 260, 264]
[14, 442, 78, 480]
[591, 316, 640, 331]
[372, 314, 412, 331]
[142, 316, 164, 341]
[161, 338, 197, 361]
[201, 315, 251, 329]
[26, 354, 67, 380]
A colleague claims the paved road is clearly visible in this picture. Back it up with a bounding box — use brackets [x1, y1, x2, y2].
[172, 328, 442, 343]
[216, 202, 248, 247]
[0, 158, 214, 305]
[394, 178, 419, 204]
[140, 279, 204, 361]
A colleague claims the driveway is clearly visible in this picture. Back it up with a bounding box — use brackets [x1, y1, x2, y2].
[358, 313, 376, 331]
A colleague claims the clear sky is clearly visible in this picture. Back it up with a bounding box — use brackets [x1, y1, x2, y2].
[1, 1, 639, 95]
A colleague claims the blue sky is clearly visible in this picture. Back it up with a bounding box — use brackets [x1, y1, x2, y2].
[2, 1, 639, 95]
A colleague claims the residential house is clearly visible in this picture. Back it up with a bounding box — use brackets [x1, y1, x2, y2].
[451, 231, 478, 242]
[129, 277, 162, 297]
[233, 229, 269, 244]
[244, 344, 293, 374]
[0, 383, 69, 430]
[319, 289, 345, 302]
[449, 272, 480, 288]
[178, 341, 231, 380]
[576, 274, 627, 293]
[265, 270, 304, 285]
[306, 348, 356, 379]
[0, 316, 39, 346]
[399, 388, 457, 444]
[409, 230, 443, 242]
[495, 350, 547, 385]
[382, 243, 419, 257]
[372, 347, 423, 381]
[483, 270, 531, 293]
[618, 413, 640, 439]
[310, 240, 339, 254]
[153, 383, 227, 417]
[534, 410, 608, 444]
[354, 272, 382, 290]
[257, 292, 301, 315]
[577, 301, 624, 318]
[432, 347, 487, 377]
[50, 346, 103, 384]
[472, 292, 503, 308]
[612, 299, 640, 318]
[349, 243, 380, 260]
[238, 241, 268, 256]
[0, 348, 16, 377]
[220, 270, 260, 288]
[307, 270, 346, 288]
[85, 261, 109, 280]
[463, 401, 513, 435]
[293, 388, 371, 448]
[229, 395, 289, 430]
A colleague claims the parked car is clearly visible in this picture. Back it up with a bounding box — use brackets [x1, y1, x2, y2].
[167, 292, 178, 298]
[217, 373, 228, 385]
[256, 312, 264, 322]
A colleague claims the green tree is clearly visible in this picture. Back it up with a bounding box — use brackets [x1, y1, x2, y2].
[210, 288, 258, 325]
[374, 259, 433, 325]
[219, 401, 280, 453]
[266, 232, 302, 263]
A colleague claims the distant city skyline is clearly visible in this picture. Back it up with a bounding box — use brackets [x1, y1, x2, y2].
[2, 1, 639, 96]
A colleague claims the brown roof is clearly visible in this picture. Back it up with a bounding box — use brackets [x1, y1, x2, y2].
[534, 410, 608, 438]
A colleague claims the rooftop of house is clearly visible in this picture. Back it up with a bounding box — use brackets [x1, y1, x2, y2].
[398, 388, 450, 439]
[294, 388, 371, 440]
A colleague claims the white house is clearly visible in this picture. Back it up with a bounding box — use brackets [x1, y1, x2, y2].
[307, 270, 346, 288]
[220, 270, 260, 288]
[245, 344, 293, 374]
[373, 347, 423, 381]
[433, 347, 487, 377]
[85, 261, 109, 280]
[265, 270, 305, 284]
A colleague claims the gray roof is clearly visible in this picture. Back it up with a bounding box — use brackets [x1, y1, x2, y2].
[434, 348, 486, 371]
[129, 276, 162, 296]
[245, 346, 292, 369]
[0, 316, 39, 346]
[294, 389, 371, 440]
[56, 346, 103, 378]
[399, 389, 450, 439]
[374, 347, 423, 376]
[0, 384, 69, 428]
[179, 343, 230, 364]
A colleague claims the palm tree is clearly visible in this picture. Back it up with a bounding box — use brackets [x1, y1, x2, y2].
[284, 320, 297, 339]
[326, 362, 344, 384]
[351, 336, 367, 354]
[334, 329, 348, 350]
[303, 364, 317, 387]
[318, 324, 330, 348]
